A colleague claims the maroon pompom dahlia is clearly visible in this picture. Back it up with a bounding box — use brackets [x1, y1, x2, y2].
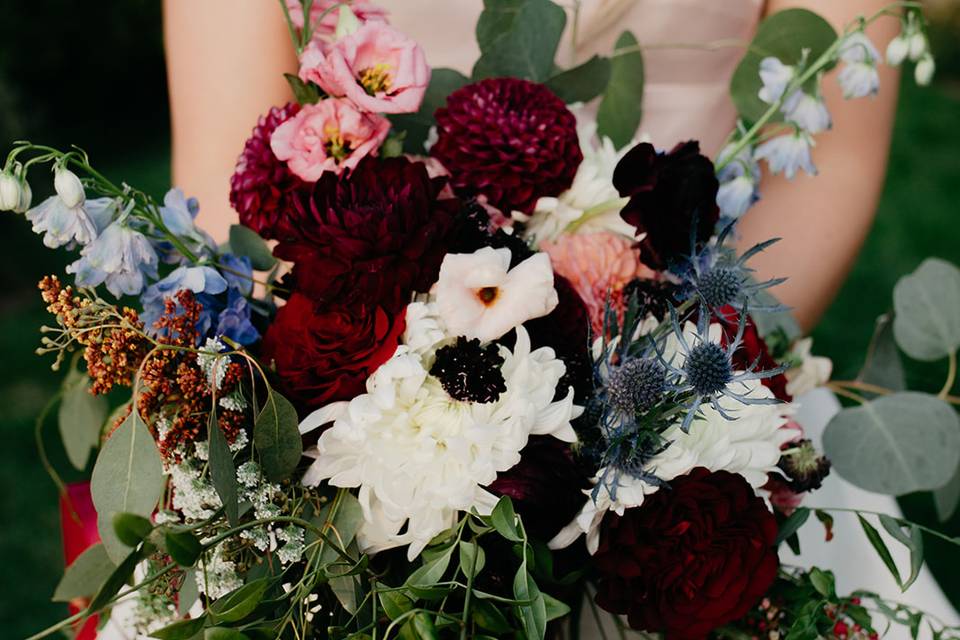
[593, 468, 779, 640]
[430, 78, 583, 214]
[229, 102, 308, 241]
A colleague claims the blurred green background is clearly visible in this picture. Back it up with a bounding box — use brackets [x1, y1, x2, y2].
[1, 2, 959, 638]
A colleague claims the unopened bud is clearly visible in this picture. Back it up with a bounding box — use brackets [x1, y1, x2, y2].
[885, 35, 909, 66]
[14, 179, 32, 213]
[908, 32, 927, 62]
[915, 54, 935, 86]
[0, 172, 21, 211]
[335, 5, 361, 39]
[54, 167, 85, 208]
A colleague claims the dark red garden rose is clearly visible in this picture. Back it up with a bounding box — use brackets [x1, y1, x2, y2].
[593, 468, 779, 640]
[229, 103, 308, 241]
[260, 293, 406, 409]
[613, 141, 720, 270]
[716, 306, 791, 401]
[275, 156, 460, 311]
[430, 78, 582, 214]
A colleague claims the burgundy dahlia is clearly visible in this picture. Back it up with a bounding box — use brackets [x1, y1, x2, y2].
[275, 156, 461, 311]
[430, 78, 582, 214]
[229, 102, 308, 241]
[613, 141, 720, 270]
[594, 468, 779, 640]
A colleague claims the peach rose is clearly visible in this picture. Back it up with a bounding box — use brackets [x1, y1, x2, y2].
[299, 22, 429, 115]
[270, 98, 390, 182]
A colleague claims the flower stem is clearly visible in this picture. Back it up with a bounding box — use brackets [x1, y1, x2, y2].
[939, 351, 957, 399]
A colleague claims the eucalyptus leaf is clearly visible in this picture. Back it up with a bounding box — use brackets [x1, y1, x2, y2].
[178, 569, 199, 616]
[823, 392, 960, 495]
[58, 368, 107, 470]
[545, 55, 612, 103]
[892, 258, 960, 361]
[53, 543, 115, 602]
[254, 390, 302, 482]
[208, 409, 238, 525]
[513, 566, 547, 640]
[934, 465, 960, 522]
[91, 411, 165, 564]
[166, 530, 203, 567]
[113, 512, 154, 548]
[472, 0, 566, 82]
[229, 224, 277, 271]
[858, 313, 906, 392]
[330, 574, 360, 614]
[389, 67, 469, 153]
[596, 31, 644, 149]
[729, 9, 837, 124]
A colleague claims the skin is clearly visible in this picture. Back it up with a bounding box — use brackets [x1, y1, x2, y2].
[164, 0, 900, 333]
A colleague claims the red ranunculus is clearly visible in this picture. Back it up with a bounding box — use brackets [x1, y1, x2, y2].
[613, 141, 719, 270]
[260, 293, 406, 410]
[593, 468, 779, 640]
[716, 306, 791, 401]
[275, 156, 460, 311]
[430, 78, 582, 214]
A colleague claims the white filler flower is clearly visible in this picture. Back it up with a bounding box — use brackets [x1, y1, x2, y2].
[300, 317, 580, 561]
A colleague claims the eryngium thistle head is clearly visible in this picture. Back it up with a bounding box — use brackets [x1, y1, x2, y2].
[684, 342, 733, 395]
[607, 358, 666, 415]
[697, 266, 743, 308]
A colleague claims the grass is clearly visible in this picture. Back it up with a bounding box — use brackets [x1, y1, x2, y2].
[1, 80, 958, 637]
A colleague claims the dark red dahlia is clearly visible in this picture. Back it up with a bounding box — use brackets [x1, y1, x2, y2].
[613, 141, 720, 270]
[594, 468, 779, 640]
[276, 156, 460, 311]
[716, 306, 791, 401]
[260, 293, 406, 410]
[230, 102, 308, 241]
[430, 78, 582, 214]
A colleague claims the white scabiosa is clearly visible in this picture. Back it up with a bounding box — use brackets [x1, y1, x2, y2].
[299, 314, 580, 561]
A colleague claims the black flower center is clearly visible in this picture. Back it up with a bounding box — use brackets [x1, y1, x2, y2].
[606, 358, 666, 415]
[476, 287, 499, 306]
[684, 342, 732, 396]
[430, 337, 507, 403]
[698, 266, 743, 308]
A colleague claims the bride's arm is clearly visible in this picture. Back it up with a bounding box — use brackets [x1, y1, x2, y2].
[735, 0, 901, 332]
[163, 0, 297, 243]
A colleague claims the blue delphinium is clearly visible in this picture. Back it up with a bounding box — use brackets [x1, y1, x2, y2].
[154, 188, 217, 263]
[26, 195, 117, 249]
[716, 144, 761, 220]
[140, 265, 228, 336]
[67, 217, 159, 298]
[754, 130, 817, 179]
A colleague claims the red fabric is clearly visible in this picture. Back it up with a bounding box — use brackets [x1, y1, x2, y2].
[60, 481, 101, 640]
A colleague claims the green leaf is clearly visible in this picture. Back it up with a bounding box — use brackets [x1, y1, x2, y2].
[284, 73, 321, 106]
[823, 392, 960, 495]
[472, 599, 513, 633]
[53, 543, 115, 602]
[472, 0, 566, 82]
[596, 31, 644, 149]
[330, 574, 360, 614]
[934, 465, 960, 522]
[229, 224, 277, 272]
[58, 368, 107, 470]
[310, 490, 364, 567]
[204, 629, 248, 640]
[490, 496, 523, 542]
[858, 313, 906, 392]
[458, 539, 486, 579]
[150, 615, 207, 639]
[88, 548, 141, 612]
[858, 515, 902, 588]
[378, 585, 414, 620]
[879, 515, 925, 591]
[729, 9, 838, 124]
[254, 390, 302, 482]
[210, 578, 272, 623]
[208, 409, 238, 525]
[542, 593, 571, 622]
[892, 258, 960, 361]
[113, 512, 154, 548]
[178, 569, 199, 616]
[775, 507, 810, 545]
[411, 612, 439, 639]
[809, 568, 835, 598]
[513, 566, 547, 640]
[405, 545, 455, 591]
[545, 55, 612, 103]
[389, 68, 469, 153]
[166, 530, 204, 567]
[91, 411, 165, 563]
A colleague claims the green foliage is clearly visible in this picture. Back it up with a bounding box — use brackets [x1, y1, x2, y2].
[57, 366, 107, 470]
[823, 392, 960, 495]
[545, 55, 612, 104]
[150, 615, 207, 640]
[892, 258, 960, 361]
[52, 543, 114, 603]
[284, 73, 322, 106]
[390, 68, 469, 153]
[489, 495, 523, 542]
[208, 409, 239, 525]
[253, 389, 302, 483]
[88, 547, 143, 612]
[165, 530, 203, 567]
[857, 313, 906, 392]
[112, 512, 154, 548]
[210, 579, 274, 624]
[228, 224, 277, 272]
[729, 9, 837, 124]
[596, 31, 644, 149]
[472, 0, 566, 82]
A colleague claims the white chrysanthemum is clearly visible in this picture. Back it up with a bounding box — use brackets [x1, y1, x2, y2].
[521, 119, 636, 245]
[300, 322, 580, 560]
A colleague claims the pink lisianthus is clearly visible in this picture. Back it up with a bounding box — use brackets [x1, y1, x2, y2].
[270, 98, 390, 182]
[299, 22, 429, 114]
[284, 0, 388, 38]
[540, 232, 655, 334]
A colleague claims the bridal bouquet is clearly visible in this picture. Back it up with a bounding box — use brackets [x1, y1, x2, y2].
[7, 1, 960, 639]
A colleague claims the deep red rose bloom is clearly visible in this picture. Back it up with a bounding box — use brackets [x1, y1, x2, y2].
[275, 156, 460, 311]
[716, 306, 791, 401]
[593, 468, 779, 640]
[430, 78, 582, 214]
[261, 293, 406, 409]
[613, 141, 720, 270]
[229, 103, 308, 241]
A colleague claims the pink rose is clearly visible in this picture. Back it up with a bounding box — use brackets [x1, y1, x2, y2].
[270, 98, 390, 182]
[299, 22, 429, 114]
[285, 0, 388, 38]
